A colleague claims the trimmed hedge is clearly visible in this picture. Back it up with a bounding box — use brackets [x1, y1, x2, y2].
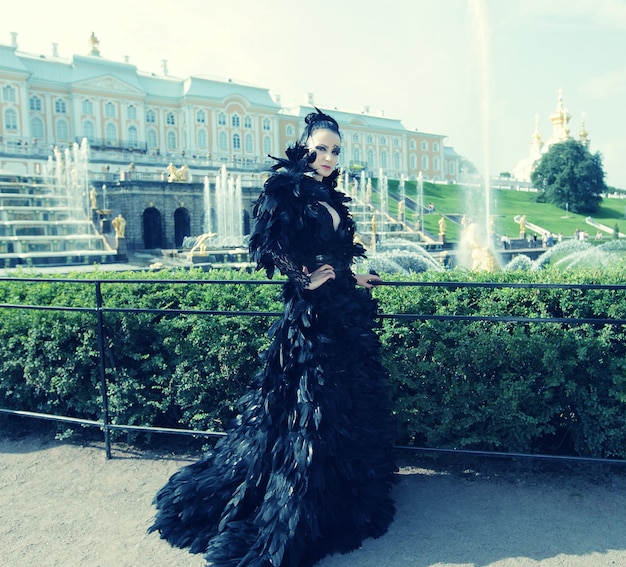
[1, 264, 625, 458]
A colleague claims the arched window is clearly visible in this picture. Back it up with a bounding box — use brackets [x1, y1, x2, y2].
[244, 115, 252, 128]
[196, 110, 206, 124]
[262, 118, 271, 131]
[127, 105, 137, 120]
[421, 155, 429, 170]
[393, 138, 400, 147]
[105, 123, 117, 144]
[263, 135, 272, 155]
[4, 109, 18, 131]
[410, 154, 417, 169]
[57, 119, 70, 140]
[166, 112, 176, 126]
[352, 133, 360, 143]
[219, 131, 228, 150]
[30, 96, 42, 112]
[367, 149, 374, 167]
[409, 140, 416, 150]
[421, 140, 428, 151]
[218, 112, 226, 126]
[147, 129, 158, 148]
[433, 142, 439, 151]
[353, 147, 361, 162]
[367, 135, 373, 144]
[82, 99, 93, 114]
[31, 117, 44, 139]
[197, 128, 208, 149]
[394, 152, 401, 169]
[244, 133, 253, 153]
[233, 133, 241, 150]
[128, 126, 138, 147]
[167, 131, 176, 150]
[231, 113, 240, 128]
[381, 150, 388, 168]
[104, 102, 115, 117]
[433, 156, 440, 171]
[146, 109, 156, 123]
[82, 120, 95, 140]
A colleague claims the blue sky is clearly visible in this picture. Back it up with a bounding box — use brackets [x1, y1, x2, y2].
[4, 0, 626, 188]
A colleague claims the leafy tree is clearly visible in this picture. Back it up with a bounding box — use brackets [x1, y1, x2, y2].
[531, 139, 605, 214]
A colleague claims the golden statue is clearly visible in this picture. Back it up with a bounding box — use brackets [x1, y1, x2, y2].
[438, 216, 446, 235]
[112, 213, 126, 238]
[519, 215, 527, 236]
[89, 32, 100, 56]
[167, 163, 189, 182]
[90, 187, 97, 209]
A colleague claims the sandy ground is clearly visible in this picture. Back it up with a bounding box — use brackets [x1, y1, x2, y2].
[1, 426, 626, 567]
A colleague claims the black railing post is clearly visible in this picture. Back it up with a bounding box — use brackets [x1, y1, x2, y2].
[94, 281, 112, 459]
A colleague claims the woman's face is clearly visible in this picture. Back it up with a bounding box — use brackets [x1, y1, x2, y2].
[306, 129, 341, 180]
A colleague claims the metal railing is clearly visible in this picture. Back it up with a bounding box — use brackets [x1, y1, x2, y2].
[1, 276, 625, 464]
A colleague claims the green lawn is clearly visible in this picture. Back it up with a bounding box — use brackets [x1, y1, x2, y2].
[378, 178, 626, 242]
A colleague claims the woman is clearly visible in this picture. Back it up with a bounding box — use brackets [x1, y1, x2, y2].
[150, 108, 396, 566]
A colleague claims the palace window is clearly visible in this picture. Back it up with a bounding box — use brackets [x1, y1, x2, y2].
[263, 135, 272, 155]
[197, 129, 208, 149]
[422, 155, 429, 170]
[219, 131, 228, 150]
[218, 112, 226, 126]
[409, 140, 416, 150]
[352, 133, 360, 143]
[244, 115, 252, 128]
[421, 140, 428, 151]
[31, 117, 44, 139]
[104, 102, 116, 118]
[4, 109, 18, 131]
[353, 147, 361, 162]
[83, 120, 95, 140]
[82, 99, 93, 114]
[2, 85, 16, 102]
[105, 123, 117, 144]
[381, 150, 388, 168]
[233, 133, 241, 150]
[56, 119, 70, 140]
[167, 131, 177, 150]
[262, 117, 271, 131]
[128, 126, 138, 147]
[166, 112, 176, 126]
[30, 96, 42, 112]
[244, 133, 253, 153]
[55, 99, 67, 114]
[367, 149, 374, 167]
[394, 152, 401, 169]
[147, 129, 158, 148]
[433, 142, 439, 152]
[434, 156, 440, 171]
[146, 109, 156, 123]
[410, 154, 417, 169]
[127, 105, 137, 120]
[231, 114, 240, 128]
[196, 110, 206, 124]
[393, 138, 400, 147]
[380, 136, 387, 145]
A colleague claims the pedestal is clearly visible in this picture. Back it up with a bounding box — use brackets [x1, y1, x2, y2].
[116, 237, 128, 262]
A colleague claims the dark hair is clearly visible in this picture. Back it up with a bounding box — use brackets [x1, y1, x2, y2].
[299, 107, 341, 143]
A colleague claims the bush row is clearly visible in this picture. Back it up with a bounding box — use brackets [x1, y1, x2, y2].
[1, 265, 625, 458]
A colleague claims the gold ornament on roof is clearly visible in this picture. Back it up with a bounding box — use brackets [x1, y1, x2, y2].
[89, 32, 100, 56]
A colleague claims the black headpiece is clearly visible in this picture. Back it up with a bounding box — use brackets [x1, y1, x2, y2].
[299, 106, 341, 143]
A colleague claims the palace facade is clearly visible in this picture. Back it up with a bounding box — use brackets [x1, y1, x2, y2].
[0, 32, 460, 184]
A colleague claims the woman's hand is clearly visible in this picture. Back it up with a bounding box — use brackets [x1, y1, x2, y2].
[355, 272, 382, 290]
[303, 264, 335, 290]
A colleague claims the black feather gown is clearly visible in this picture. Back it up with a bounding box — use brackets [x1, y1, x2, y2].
[149, 145, 397, 566]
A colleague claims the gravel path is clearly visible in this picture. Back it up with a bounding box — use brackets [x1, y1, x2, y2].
[1, 430, 625, 567]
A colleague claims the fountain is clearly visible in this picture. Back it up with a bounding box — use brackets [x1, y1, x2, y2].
[186, 164, 247, 265]
[0, 139, 115, 268]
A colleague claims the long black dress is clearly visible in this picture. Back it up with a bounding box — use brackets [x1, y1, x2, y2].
[149, 144, 396, 567]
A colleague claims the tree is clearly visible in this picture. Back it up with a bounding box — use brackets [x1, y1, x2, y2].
[531, 139, 605, 214]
